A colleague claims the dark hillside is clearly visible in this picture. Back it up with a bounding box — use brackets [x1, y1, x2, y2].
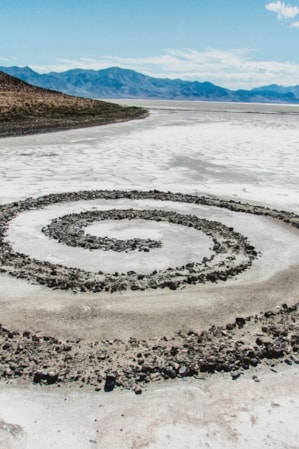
[0, 71, 147, 137]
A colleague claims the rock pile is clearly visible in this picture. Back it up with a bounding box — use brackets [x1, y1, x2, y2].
[0, 303, 298, 392]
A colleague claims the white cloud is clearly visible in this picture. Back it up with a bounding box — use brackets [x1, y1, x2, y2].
[31, 48, 299, 89]
[265, 1, 299, 20]
[290, 20, 299, 25]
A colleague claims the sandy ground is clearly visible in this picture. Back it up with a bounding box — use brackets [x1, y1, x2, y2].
[0, 101, 299, 448]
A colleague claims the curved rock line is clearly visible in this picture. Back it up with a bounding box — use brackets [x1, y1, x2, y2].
[0, 190, 298, 293]
[42, 209, 163, 252]
[0, 302, 298, 391]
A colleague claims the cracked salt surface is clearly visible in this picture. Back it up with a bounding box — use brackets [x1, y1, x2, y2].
[1, 101, 299, 449]
[0, 101, 299, 211]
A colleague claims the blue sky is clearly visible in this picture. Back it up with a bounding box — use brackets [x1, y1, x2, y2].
[1, 0, 299, 88]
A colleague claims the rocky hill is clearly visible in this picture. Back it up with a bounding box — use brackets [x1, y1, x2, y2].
[0, 71, 147, 137]
[1, 65, 299, 104]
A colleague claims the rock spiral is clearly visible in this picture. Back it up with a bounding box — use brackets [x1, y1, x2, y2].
[1, 189, 298, 293]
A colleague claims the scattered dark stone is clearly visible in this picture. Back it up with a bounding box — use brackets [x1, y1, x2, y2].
[250, 358, 259, 367]
[291, 355, 299, 364]
[33, 370, 48, 384]
[264, 311, 275, 318]
[135, 373, 147, 382]
[63, 345, 72, 352]
[47, 371, 59, 384]
[163, 366, 177, 379]
[104, 373, 117, 392]
[263, 346, 285, 359]
[235, 317, 246, 328]
[231, 371, 241, 380]
[170, 346, 179, 356]
[178, 365, 190, 377]
[256, 337, 264, 346]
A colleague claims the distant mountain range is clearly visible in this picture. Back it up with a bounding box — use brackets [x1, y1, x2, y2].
[1, 65, 299, 104]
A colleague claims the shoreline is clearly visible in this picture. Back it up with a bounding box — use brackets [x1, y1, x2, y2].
[0, 71, 149, 138]
[0, 110, 149, 139]
[107, 98, 299, 114]
[1, 98, 299, 140]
